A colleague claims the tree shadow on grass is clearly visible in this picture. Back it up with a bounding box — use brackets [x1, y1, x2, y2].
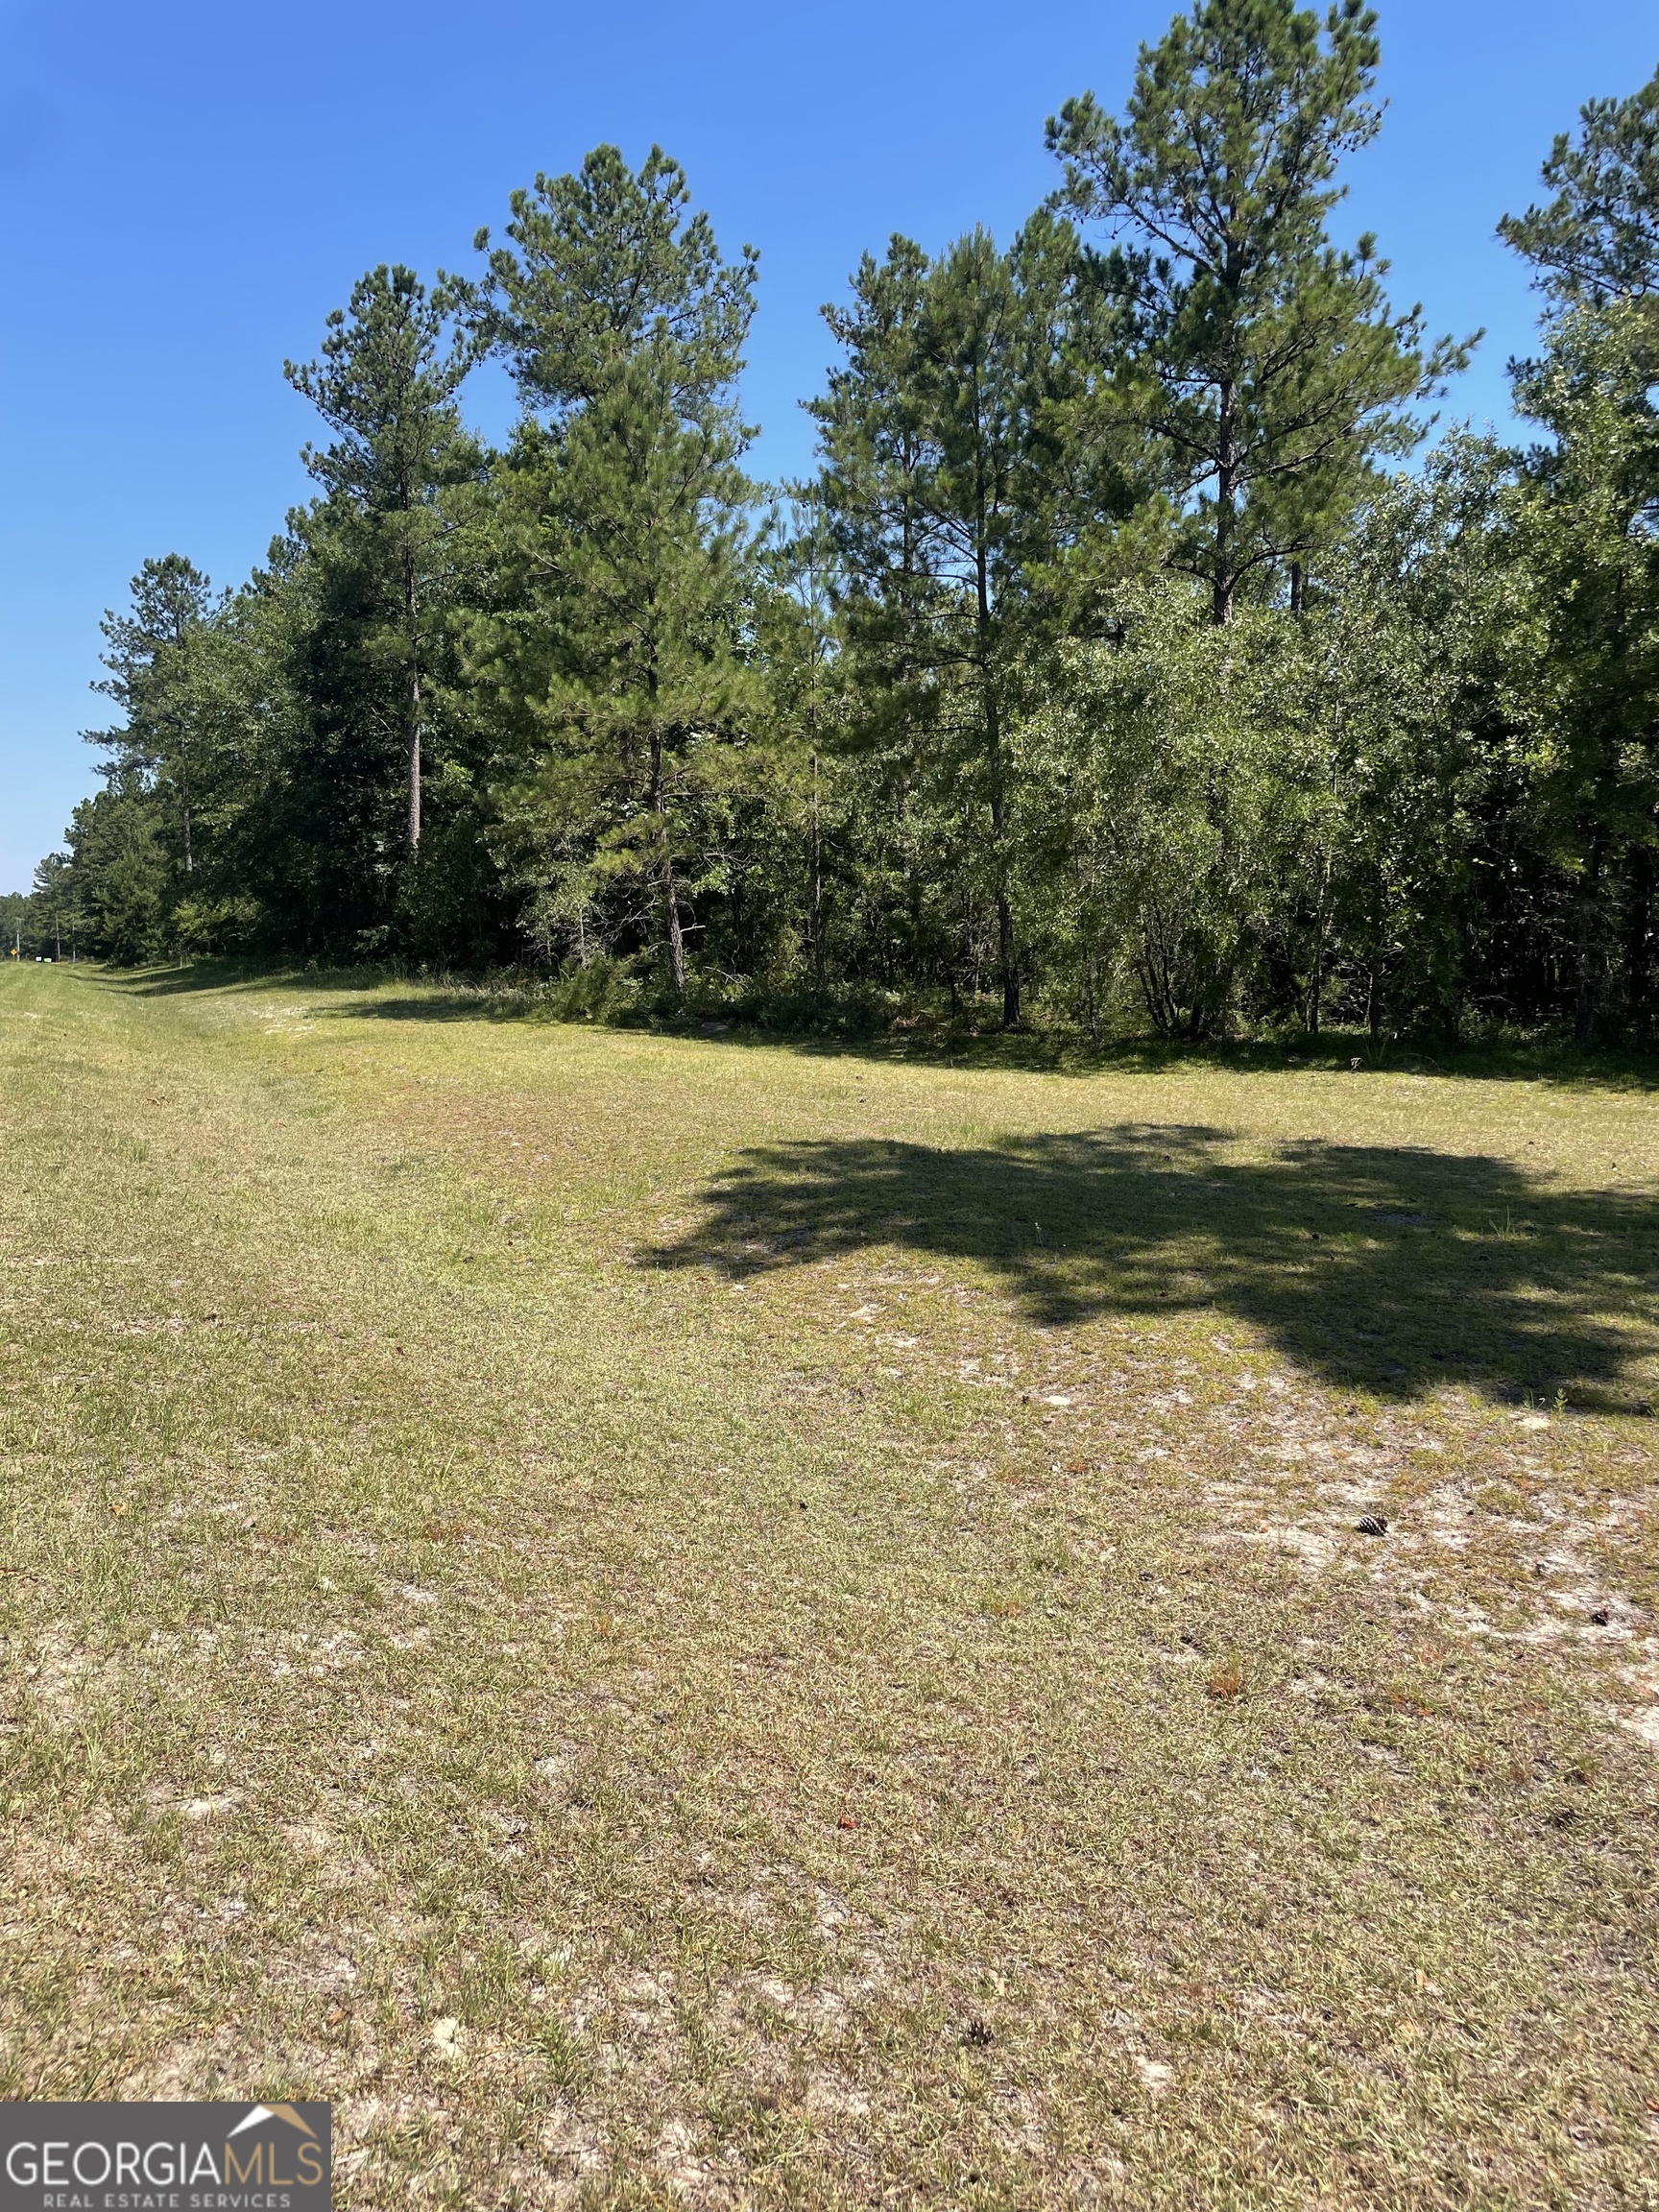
[96, 960, 395, 1000]
[85, 963, 1659, 1089]
[641, 1125, 1659, 1408]
[304, 994, 1659, 1090]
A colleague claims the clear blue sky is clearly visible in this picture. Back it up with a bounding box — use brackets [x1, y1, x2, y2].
[2, 0, 1654, 891]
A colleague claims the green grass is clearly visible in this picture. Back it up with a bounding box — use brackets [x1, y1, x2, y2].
[2, 960, 1656, 2207]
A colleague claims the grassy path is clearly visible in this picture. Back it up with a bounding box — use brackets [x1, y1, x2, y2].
[1, 963, 1656, 2206]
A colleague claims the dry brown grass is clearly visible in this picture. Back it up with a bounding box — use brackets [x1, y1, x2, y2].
[1, 961, 1656, 2207]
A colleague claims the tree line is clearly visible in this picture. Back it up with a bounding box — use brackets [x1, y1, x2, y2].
[13, 0, 1659, 1048]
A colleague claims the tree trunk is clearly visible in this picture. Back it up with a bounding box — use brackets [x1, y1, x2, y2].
[1213, 375, 1238, 627]
[997, 892, 1020, 1028]
[1307, 857, 1331, 1034]
[404, 552, 422, 854]
[1625, 840, 1653, 1040]
[407, 667, 422, 854]
[181, 796, 193, 876]
[664, 868, 686, 995]
[651, 733, 686, 996]
[1574, 836, 1602, 1049]
[974, 434, 1018, 1029]
[809, 752, 826, 994]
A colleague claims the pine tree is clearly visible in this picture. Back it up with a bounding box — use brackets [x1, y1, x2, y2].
[471, 147, 759, 995]
[812, 217, 1078, 1024]
[755, 504, 841, 995]
[1499, 67, 1659, 303]
[1502, 75, 1659, 1044]
[90, 553, 216, 876]
[1048, 0, 1465, 623]
[285, 265, 480, 855]
[1508, 311, 1659, 1045]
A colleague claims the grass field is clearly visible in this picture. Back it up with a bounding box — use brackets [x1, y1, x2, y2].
[2, 961, 1656, 2208]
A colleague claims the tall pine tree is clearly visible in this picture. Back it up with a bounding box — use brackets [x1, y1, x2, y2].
[812, 217, 1079, 1024]
[1499, 68, 1659, 303]
[285, 264, 480, 857]
[1048, 0, 1464, 622]
[89, 553, 216, 877]
[471, 147, 759, 994]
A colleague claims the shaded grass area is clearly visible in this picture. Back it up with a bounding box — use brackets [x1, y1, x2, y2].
[103, 954, 1659, 1090]
[1, 963, 1656, 2208]
[647, 1126, 1659, 1407]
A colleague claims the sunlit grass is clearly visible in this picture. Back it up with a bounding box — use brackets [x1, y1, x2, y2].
[2, 961, 1656, 2205]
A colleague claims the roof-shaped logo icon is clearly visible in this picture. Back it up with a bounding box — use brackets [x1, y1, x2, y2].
[228, 2105, 319, 2140]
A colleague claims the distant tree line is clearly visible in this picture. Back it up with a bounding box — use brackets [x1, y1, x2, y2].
[17, 0, 1659, 1046]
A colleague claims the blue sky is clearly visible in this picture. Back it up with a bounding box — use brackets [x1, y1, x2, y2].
[2, 0, 1654, 891]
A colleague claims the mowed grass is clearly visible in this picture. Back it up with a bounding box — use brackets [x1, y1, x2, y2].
[2, 963, 1657, 2209]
